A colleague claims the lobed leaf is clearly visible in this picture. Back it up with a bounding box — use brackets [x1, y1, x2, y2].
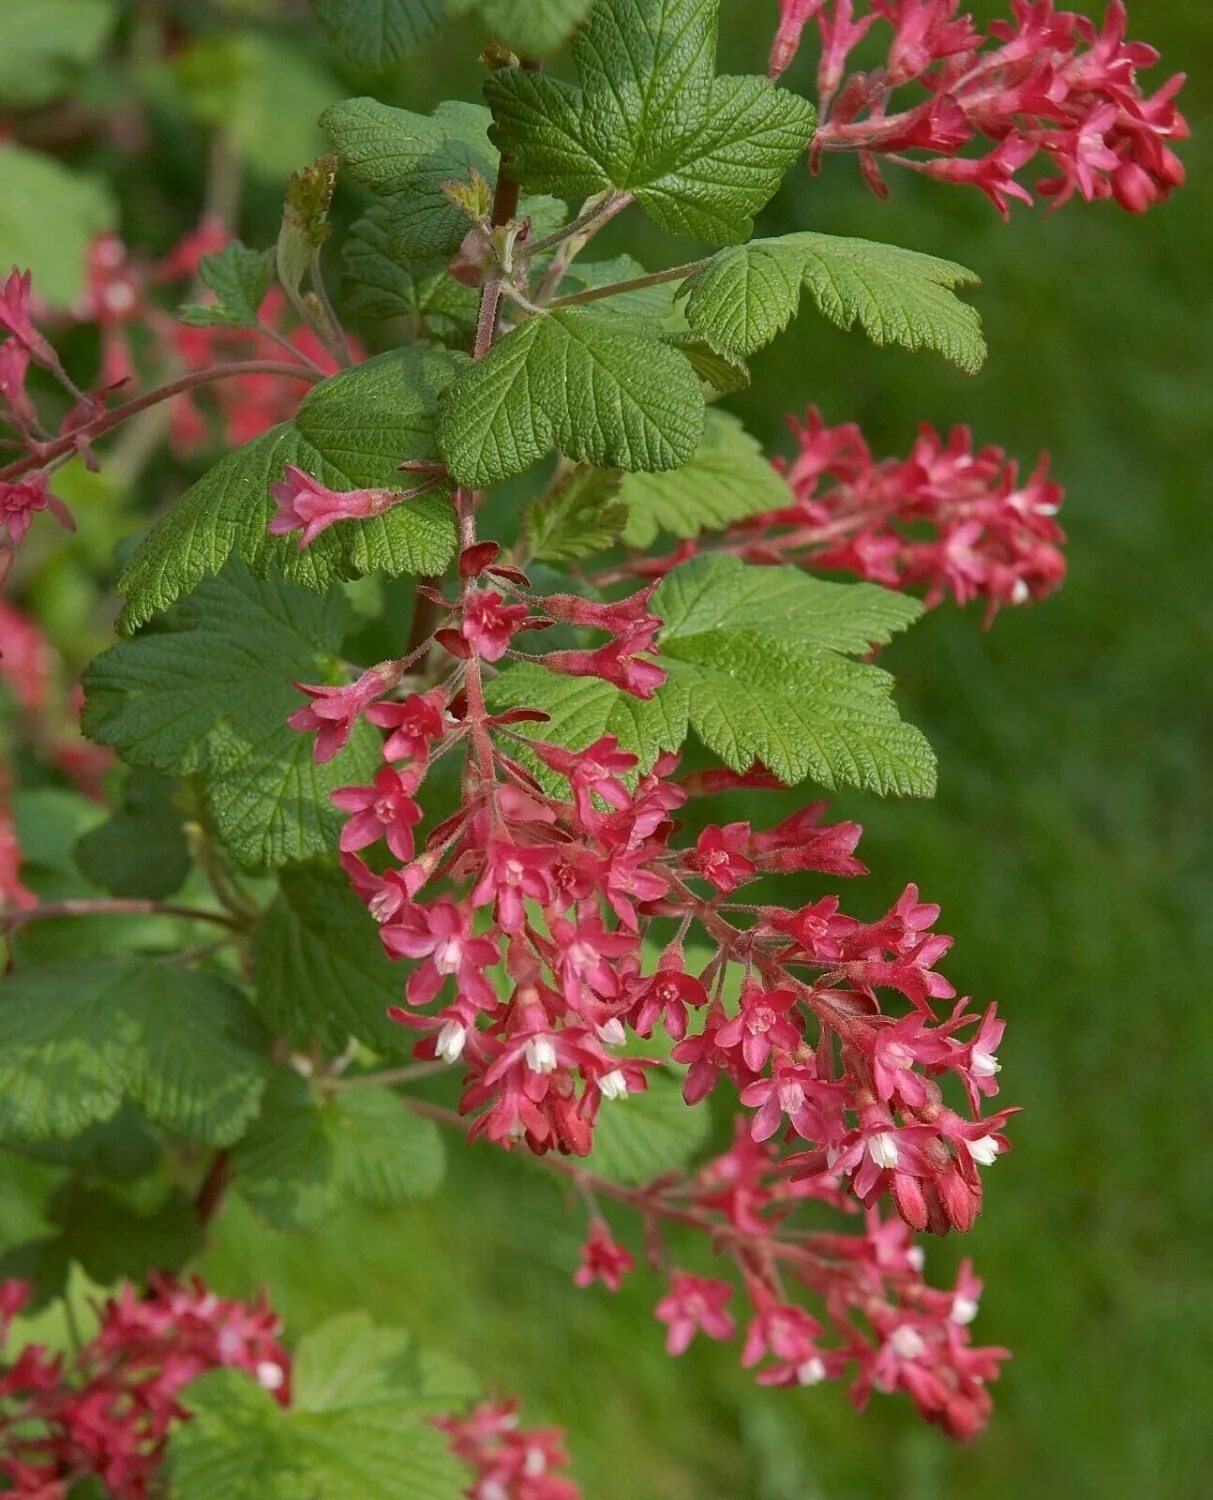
[437, 308, 704, 486]
[677, 231, 987, 371]
[483, 0, 816, 244]
[178, 241, 273, 328]
[521, 465, 627, 564]
[87, 566, 382, 869]
[312, 0, 444, 69]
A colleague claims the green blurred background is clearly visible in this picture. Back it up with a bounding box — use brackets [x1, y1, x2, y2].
[6, 3, 1212, 1497]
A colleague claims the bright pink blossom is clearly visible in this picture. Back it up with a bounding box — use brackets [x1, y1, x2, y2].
[288, 665, 398, 763]
[268, 464, 408, 547]
[332, 766, 423, 860]
[655, 1273, 736, 1355]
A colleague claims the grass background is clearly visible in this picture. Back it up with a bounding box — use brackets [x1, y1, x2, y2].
[6, 3, 1211, 1497]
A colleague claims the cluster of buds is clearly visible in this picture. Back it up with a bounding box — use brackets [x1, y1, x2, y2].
[436, 1401, 582, 1500]
[731, 408, 1067, 621]
[0, 1276, 289, 1498]
[771, 0, 1187, 215]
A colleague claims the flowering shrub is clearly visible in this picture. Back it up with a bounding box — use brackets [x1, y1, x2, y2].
[0, 0, 1186, 1492]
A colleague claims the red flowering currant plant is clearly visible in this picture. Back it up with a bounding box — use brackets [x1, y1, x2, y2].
[0, 0, 1186, 1493]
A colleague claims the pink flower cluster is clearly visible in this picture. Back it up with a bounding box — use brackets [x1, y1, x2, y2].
[629, 1162, 1007, 1438]
[293, 548, 1013, 1239]
[436, 1401, 582, 1500]
[772, 0, 1187, 215]
[0, 1276, 289, 1498]
[726, 407, 1066, 621]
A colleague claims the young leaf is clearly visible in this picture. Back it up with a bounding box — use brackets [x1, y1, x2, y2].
[619, 408, 791, 548]
[251, 862, 410, 1054]
[483, 0, 816, 243]
[116, 347, 460, 633]
[0, 960, 266, 1145]
[437, 308, 704, 487]
[521, 465, 626, 564]
[233, 1070, 445, 1230]
[342, 205, 479, 339]
[277, 154, 338, 300]
[73, 769, 190, 900]
[312, 0, 444, 69]
[677, 232, 987, 371]
[178, 241, 274, 328]
[85, 566, 381, 869]
[448, 0, 593, 54]
[321, 97, 495, 261]
[587, 1069, 711, 1185]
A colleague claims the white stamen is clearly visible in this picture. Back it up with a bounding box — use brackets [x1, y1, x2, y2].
[868, 1131, 900, 1170]
[597, 1018, 627, 1047]
[599, 1069, 629, 1101]
[907, 1246, 926, 1272]
[103, 282, 137, 314]
[436, 1021, 467, 1065]
[256, 1361, 286, 1391]
[965, 1134, 1001, 1167]
[971, 1048, 1001, 1078]
[796, 1356, 827, 1386]
[525, 1035, 558, 1074]
[523, 1448, 547, 1478]
[433, 936, 463, 974]
[1011, 579, 1031, 605]
[889, 1326, 925, 1361]
[951, 1295, 980, 1326]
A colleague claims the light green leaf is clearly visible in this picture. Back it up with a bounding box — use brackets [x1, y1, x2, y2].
[179, 241, 273, 328]
[484, 662, 686, 794]
[0, 960, 266, 1145]
[251, 862, 408, 1053]
[0, 145, 114, 306]
[0, 0, 117, 108]
[620, 409, 790, 548]
[322, 97, 494, 261]
[437, 308, 704, 486]
[484, 0, 816, 243]
[73, 770, 191, 900]
[677, 232, 986, 371]
[234, 1070, 445, 1230]
[654, 554, 936, 794]
[170, 1324, 471, 1500]
[448, 0, 592, 54]
[312, 0, 444, 69]
[663, 332, 751, 394]
[521, 465, 626, 563]
[342, 205, 479, 340]
[116, 347, 460, 633]
[587, 1068, 711, 1184]
[86, 566, 381, 869]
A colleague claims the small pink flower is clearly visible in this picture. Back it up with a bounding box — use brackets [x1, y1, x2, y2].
[288, 665, 397, 763]
[366, 688, 447, 763]
[268, 464, 408, 547]
[655, 1272, 736, 1356]
[459, 588, 529, 662]
[331, 766, 423, 861]
[574, 1221, 635, 1293]
[688, 823, 757, 894]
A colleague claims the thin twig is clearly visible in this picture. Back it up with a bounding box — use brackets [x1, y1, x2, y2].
[545, 260, 707, 310]
[0, 898, 242, 933]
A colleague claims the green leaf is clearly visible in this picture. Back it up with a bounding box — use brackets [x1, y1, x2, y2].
[0, 959, 266, 1145]
[449, 0, 593, 54]
[116, 346, 460, 633]
[558, 253, 678, 319]
[484, 0, 816, 244]
[521, 466, 626, 563]
[170, 1319, 471, 1500]
[0, 0, 116, 108]
[620, 409, 790, 548]
[654, 555, 937, 794]
[342, 205, 479, 340]
[322, 97, 494, 261]
[437, 308, 704, 487]
[677, 232, 986, 371]
[86, 565, 381, 869]
[73, 770, 191, 900]
[664, 332, 751, 394]
[484, 662, 685, 794]
[251, 862, 408, 1053]
[488, 557, 935, 796]
[587, 1068, 711, 1184]
[179, 241, 274, 328]
[0, 145, 114, 306]
[234, 1070, 445, 1230]
[312, 0, 444, 69]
